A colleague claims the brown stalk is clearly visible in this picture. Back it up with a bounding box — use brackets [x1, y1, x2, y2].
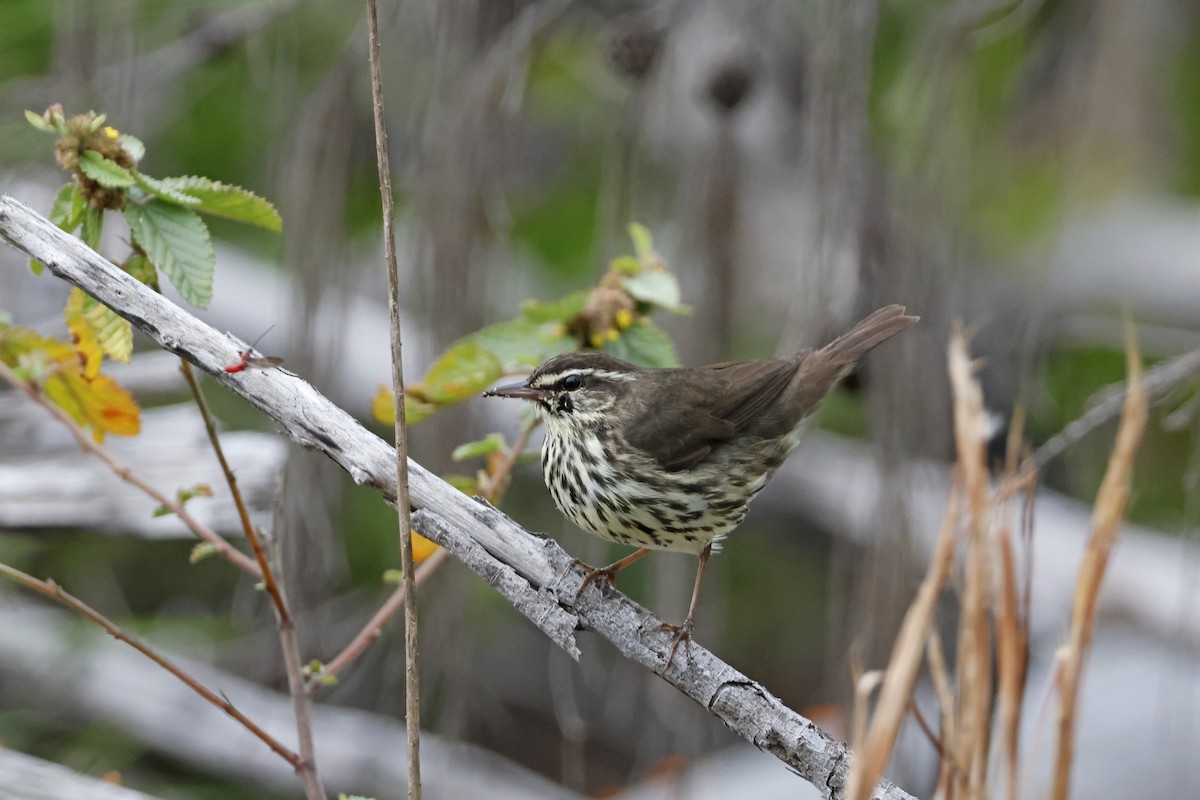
[367, 0, 420, 792]
[1051, 320, 1146, 800]
[0, 361, 260, 576]
[948, 326, 994, 794]
[0, 562, 303, 770]
[992, 467, 1031, 800]
[926, 629, 958, 798]
[845, 488, 961, 800]
[177, 360, 324, 798]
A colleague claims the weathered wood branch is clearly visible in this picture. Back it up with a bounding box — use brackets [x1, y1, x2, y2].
[0, 194, 914, 800]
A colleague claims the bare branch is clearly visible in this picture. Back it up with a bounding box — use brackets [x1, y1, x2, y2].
[0, 194, 914, 800]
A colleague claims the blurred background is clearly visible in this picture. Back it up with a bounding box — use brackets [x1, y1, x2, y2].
[3, 0, 1200, 798]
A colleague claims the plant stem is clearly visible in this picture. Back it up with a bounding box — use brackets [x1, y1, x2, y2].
[366, 0, 421, 794]
[0, 561, 302, 770]
[178, 359, 325, 799]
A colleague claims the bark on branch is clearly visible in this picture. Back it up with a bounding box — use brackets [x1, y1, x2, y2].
[0, 194, 914, 800]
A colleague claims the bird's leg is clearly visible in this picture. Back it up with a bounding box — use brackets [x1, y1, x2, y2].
[662, 543, 713, 665]
[572, 547, 652, 602]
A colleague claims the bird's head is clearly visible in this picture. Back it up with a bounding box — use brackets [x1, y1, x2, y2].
[484, 352, 641, 432]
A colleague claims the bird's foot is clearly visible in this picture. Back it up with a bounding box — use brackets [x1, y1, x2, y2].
[571, 559, 619, 604]
[660, 617, 695, 666]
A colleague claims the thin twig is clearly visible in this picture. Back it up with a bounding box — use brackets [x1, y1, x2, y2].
[177, 360, 325, 798]
[1051, 320, 1147, 800]
[1033, 346, 1200, 468]
[366, 1, 421, 795]
[0, 561, 302, 770]
[0, 361, 260, 576]
[305, 548, 451, 694]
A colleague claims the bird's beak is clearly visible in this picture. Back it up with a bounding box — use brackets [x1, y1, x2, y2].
[484, 380, 546, 401]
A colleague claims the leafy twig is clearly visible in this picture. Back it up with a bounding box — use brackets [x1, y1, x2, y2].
[365, 1, 421, 795]
[0, 561, 302, 770]
[0, 360, 260, 576]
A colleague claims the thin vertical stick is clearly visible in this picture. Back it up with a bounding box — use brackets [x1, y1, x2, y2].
[178, 360, 324, 799]
[1051, 320, 1146, 799]
[366, 0, 421, 795]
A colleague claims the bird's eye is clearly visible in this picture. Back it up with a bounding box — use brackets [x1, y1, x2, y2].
[562, 374, 583, 391]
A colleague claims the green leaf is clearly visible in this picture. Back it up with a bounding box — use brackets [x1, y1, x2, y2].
[520, 290, 588, 323]
[118, 134, 144, 163]
[25, 109, 56, 133]
[124, 200, 215, 308]
[609, 255, 640, 275]
[601, 320, 680, 368]
[189, 543, 217, 564]
[123, 253, 158, 286]
[442, 474, 481, 495]
[154, 176, 282, 232]
[463, 318, 573, 372]
[79, 151, 135, 188]
[452, 433, 507, 462]
[49, 183, 84, 230]
[628, 222, 654, 263]
[423, 341, 504, 404]
[133, 172, 201, 205]
[88, 114, 108, 133]
[621, 270, 690, 314]
[81, 205, 103, 251]
[383, 568, 404, 585]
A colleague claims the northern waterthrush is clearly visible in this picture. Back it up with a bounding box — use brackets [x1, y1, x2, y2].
[485, 304, 918, 662]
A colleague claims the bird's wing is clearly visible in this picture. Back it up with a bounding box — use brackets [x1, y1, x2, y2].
[622, 357, 802, 472]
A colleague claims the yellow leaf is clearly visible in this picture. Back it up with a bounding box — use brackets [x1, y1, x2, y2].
[44, 370, 140, 442]
[65, 287, 133, 370]
[371, 384, 394, 425]
[411, 531, 439, 564]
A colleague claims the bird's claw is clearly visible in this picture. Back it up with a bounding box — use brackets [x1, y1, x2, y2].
[571, 558, 618, 604]
[660, 618, 695, 666]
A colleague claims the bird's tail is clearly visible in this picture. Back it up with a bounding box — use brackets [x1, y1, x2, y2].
[820, 304, 919, 363]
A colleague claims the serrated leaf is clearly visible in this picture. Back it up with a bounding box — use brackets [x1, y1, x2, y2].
[79, 151, 135, 188]
[520, 291, 588, 323]
[423, 341, 504, 404]
[81, 205, 103, 251]
[155, 176, 282, 232]
[452, 433, 507, 462]
[629, 222, 654, 263]
[65, 287, 132, 371]
[133, 172, 201, 205]
[621, 270, 690, 314]
[118, 134, 144, 163]
[600, 320, 680, 368]
[124, 200, 215, 308]
[25, 109, 56, 133]
[43, 371, 141, 442]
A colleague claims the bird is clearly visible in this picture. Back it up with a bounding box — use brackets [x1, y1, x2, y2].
[485, 304, 918, 663]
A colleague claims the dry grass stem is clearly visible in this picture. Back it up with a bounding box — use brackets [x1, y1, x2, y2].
[1051, 321, 1147, 800]
[845, 487, 961, 800]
